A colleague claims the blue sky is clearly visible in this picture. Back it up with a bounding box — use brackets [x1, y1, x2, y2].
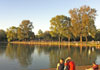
[0, 0, 100, 34]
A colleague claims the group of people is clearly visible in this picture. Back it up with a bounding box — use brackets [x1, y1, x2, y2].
[57, 57, 75, 70]
[56, 57, 99, 70]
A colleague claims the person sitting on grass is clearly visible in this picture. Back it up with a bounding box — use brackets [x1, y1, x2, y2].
[92, 62, 98, 70]
[57, 58, 64, 70]
[86, 61, 98, 70]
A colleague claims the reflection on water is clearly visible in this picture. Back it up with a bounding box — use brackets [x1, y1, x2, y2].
[6, 44, 34, 67]
[0, 43, 100, 70]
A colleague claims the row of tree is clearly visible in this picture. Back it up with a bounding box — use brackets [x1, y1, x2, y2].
[50, 5, 97, 43]
[6, 20, 34, 42]
[0, 5, 100, 42]
[36, 29, 100, 41]
[1, 28, 100, 42]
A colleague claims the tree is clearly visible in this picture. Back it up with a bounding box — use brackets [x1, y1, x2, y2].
[6, 26, 18, 42]
[37, 29, 44, 40]
[0, 29, 7, 41]
[19, 20, 34, 41]
[63, 17, 72, 42]
[42, 31, 52, 41]
[88, 19, 96, 38]
[69, 5, 96, 43]
[95, 29, 100, 41]
[38, 29, 43, 35]
[83, 19, 96, 43]
[17, 27, 24, 41]
[50, 15, 69, 42]
[28, 31, 35, 40]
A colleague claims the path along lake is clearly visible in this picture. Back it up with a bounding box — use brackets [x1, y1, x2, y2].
[0, 43, 100, 70]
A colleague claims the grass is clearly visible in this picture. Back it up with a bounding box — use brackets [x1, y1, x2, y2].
[10, 41, 100, 47]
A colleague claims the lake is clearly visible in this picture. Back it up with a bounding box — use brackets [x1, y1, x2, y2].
[0, 43, 100, 70]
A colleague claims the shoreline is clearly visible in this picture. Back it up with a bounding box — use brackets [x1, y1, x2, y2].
[10, 41, 100, 47]
[40, 65, 100, 70]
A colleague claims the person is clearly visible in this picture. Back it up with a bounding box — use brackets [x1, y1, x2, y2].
[57, 58, 64, 70]
[64, 58, 70, 70]
[92, 62, 98, 70]
[64, 57, 75, 70]
[86, 62, 98, 70]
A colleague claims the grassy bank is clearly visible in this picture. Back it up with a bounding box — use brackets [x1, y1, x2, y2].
[10, 41, 100, 47]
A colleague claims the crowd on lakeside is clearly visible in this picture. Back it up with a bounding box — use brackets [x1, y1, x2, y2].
[57, 57, 99, 70]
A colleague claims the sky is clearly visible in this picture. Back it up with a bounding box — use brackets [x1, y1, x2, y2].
[0, 0, 100, 34]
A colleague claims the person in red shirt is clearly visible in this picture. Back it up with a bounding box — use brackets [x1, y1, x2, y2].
[64, 57, 75, 70]
[92, 62, 98, 70]
[64, 59, 69, 70]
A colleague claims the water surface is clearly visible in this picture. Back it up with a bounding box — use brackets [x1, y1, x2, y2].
[0, 43, 100, 70]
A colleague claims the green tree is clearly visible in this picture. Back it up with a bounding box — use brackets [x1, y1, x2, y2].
[19, 20, 34, 41]
[38, 29, 43, 35]
[42, 31, 52, 41]
[83, 19, 96, 43]
[17, 27, 24, 41]
[50, 15, 69, 42]
[38, 29, 43, 40]
[88, 19, 96, 38]
[69, 5, 96, 43]
[63, 17, 72, 42]
[29, 31, 35, 40]
[6, 26, 18, 42]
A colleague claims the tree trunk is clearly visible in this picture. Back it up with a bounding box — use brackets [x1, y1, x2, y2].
[74, 38, 75, 41]
[68, 37, 70, 42]
[59, 36, 61, 43]
[59, 36, 61, 47]
[86, 36, 88, 44]
[80, 34, 82, 44]
[68, 37, 70, 45]
[61, 37, 62, 42]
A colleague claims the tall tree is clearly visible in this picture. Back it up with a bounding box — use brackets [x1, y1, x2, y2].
[83, 19, 96, 43]
[17, 27, 24, 41]
[63, 17, 72, 42]
[50, 15, 69, 42]
[19, 20, 34, 41]
[69, 5, 96, 43]
[6, 26, 18, 42]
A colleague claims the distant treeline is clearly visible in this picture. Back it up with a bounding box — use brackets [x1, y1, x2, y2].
[0, 5, 100, 42]
[0, 28, 100, 42]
